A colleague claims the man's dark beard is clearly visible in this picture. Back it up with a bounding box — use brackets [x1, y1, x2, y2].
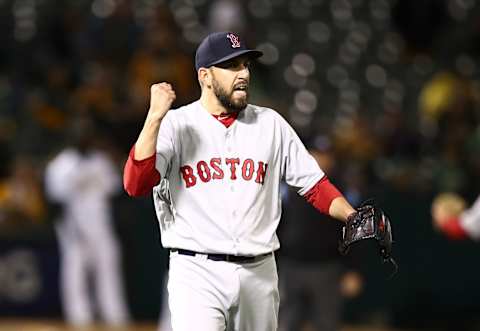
[212, 77, 248, 113]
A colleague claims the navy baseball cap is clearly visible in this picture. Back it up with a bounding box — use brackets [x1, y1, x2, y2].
[195, 32, 263, 71]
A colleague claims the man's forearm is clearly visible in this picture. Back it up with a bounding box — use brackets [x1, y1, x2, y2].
[329, 196, 356, 222]
[134, 82, 176, 160]
[134, 114, 162, 160]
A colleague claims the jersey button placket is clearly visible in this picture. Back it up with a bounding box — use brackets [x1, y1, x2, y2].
[225, 130, 232, 152]
[225, 127, 237, 250]
[232, 236, 240, 252]
[226, 130, 235, 193]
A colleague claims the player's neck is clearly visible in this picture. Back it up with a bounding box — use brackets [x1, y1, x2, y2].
[200, 92, 229, 115]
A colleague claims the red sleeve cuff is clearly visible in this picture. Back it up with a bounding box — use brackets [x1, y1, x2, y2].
[128, 145, 157, 164]
[123, 145, 160, 196]
[441, 217, 468, 240]
[303, 176, 343, 215]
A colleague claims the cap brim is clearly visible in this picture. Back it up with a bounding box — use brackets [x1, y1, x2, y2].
[206, 49, 263, 68]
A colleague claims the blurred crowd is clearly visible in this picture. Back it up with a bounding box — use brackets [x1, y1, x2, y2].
[0, 0, 479, 328]
[0, 1, 201, 227]
[0, 0, 479, 228]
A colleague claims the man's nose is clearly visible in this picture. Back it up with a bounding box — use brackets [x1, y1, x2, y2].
[238, 66, 250, 79]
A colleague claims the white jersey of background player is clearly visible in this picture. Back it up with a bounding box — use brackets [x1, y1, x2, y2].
[45, 125, 130, 327]
[124, 32, 357, 331]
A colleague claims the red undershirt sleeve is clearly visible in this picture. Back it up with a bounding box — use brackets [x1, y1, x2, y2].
[303, 176, 343, 215]
[123, 145, 161, 196]
[440, 217, 468, 240]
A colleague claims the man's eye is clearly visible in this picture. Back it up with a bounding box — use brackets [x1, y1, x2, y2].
[216, 59, 250, 69]
[217, 61, 235, 69]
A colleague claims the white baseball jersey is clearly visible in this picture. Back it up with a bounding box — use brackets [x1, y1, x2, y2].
[460, 195, 480, 240]
[152, 100, 324, 255]
[45, 148, 120, 237]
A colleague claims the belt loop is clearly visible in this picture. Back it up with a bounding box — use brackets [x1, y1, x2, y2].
[196, 252, 208, 261]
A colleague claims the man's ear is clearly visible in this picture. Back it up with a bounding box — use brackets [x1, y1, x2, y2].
[199, 68, 212, 88]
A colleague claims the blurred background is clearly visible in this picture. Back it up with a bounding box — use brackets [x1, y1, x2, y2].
[0, 0, 479, 330]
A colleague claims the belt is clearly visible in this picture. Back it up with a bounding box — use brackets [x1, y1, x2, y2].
[170, 248, 272, 263]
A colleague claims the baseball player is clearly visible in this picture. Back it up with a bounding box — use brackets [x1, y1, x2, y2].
[432, 193, 480, 241]
[45, 120, 130, 326]
[123, 32, 357, 331]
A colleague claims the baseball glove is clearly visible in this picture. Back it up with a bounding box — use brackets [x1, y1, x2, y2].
[339, 200, 397, 276]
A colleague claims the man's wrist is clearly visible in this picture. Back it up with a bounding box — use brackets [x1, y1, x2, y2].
[346, 211, 358, 223]
[145, 112, 163, 126]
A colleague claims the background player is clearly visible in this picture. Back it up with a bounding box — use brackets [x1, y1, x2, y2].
[44, 117, 130, 327]
[432, 193, 480, 241]
[123, 31, 360, 331]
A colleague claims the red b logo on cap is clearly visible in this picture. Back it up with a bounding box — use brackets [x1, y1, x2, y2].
[226, 33, 241, 48]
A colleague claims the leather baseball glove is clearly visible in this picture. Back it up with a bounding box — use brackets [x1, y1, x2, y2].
[339, 200, 397, 275]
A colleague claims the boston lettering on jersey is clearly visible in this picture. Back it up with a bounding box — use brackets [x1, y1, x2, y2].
[180, 157, 268, 188]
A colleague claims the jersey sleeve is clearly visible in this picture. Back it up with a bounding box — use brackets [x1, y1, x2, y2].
[440, 217, 468, 240]
[278, 115, 325, 195]
[156, 113, 176, 178]
[123, 146, 160, 196]
[460, 195, 480, 240]
[303, 176, 343, 214]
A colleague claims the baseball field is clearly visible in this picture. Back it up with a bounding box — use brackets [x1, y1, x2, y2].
[0, 320, 412, 331]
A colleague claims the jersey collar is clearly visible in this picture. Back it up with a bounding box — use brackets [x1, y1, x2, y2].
[211, 112, 239, 128]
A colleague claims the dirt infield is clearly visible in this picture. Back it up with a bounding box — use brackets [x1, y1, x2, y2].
[0, 320, 412, 331]
[0, 320, 155, 331]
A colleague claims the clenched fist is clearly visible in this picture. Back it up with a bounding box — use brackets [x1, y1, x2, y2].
[148, 82, 176, 121]
[132, 83, 176, 161]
